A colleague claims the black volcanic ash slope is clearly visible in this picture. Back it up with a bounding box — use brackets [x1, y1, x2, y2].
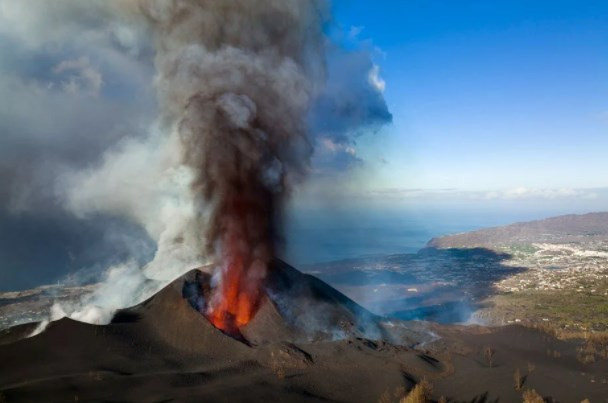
[0, 261, 434, 403]
[2, 260, 605, 402]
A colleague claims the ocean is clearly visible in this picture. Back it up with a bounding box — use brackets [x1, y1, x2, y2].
[282, 208, 560, 265]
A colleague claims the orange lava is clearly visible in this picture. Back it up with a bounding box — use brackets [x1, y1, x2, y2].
[206, 256, 260, 334]
[205, 206, 268, 335]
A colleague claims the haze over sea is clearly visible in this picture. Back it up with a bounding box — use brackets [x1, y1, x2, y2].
[283, 206, 593, 265]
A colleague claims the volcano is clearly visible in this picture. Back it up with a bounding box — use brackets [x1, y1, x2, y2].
[182, 259, 387, 345]
[1, 261, 607, 402]
[0, 260, 433, 402]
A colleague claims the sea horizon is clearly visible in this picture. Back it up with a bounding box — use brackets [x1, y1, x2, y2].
[283, 206, 601, 265]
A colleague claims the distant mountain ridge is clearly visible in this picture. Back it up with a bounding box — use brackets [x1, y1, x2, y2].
[427, 212, 608, 249]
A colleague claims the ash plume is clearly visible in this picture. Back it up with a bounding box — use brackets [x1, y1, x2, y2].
[0, 0, 390, 330]
[131, 0, 329, 331]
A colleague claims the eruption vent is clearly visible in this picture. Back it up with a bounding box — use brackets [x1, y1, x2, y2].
[138, 0, 327, 333]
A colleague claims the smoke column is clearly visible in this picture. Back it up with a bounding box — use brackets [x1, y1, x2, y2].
[131, 0, 327, 333]
[7, 0, 389, 333]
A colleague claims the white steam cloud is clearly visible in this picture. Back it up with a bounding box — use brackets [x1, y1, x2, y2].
[0, 0, 391, 331]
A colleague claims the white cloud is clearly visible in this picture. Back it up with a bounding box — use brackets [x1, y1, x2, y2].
[62, 126, 205, 281]
[368, 64, 386, 92]
[0, 0, 156, 214]
[54, 56, 103, 96]
[0, 0, 146, 53]
[364, 187, 459, 200]
[361, 187, 602, 202]
[482, 187, 597, 200]
[319, 137, 357, 155]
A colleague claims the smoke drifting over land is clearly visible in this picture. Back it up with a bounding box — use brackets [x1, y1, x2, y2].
[0, 0, 391, 326]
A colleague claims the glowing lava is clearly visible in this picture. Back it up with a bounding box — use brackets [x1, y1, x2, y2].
[204, 194, 269, 335]
[205, 257, 263, 334]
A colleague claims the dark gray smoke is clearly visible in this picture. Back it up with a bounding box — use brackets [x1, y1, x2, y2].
[0, 0, 391, 327]
[134, 0, 329, 329]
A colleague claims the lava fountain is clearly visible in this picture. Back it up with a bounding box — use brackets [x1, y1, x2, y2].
[134, 0, 328, 335]
[177, 89, 312, 336]
[133, 0, 358, 336]
[204, 182, 274, 334]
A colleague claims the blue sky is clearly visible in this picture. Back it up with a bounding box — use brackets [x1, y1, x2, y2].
[2, 0, 606, 211]
[330, 0, 608, 196]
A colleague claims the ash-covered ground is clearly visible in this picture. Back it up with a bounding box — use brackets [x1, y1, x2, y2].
[1, 260, 606, 402]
